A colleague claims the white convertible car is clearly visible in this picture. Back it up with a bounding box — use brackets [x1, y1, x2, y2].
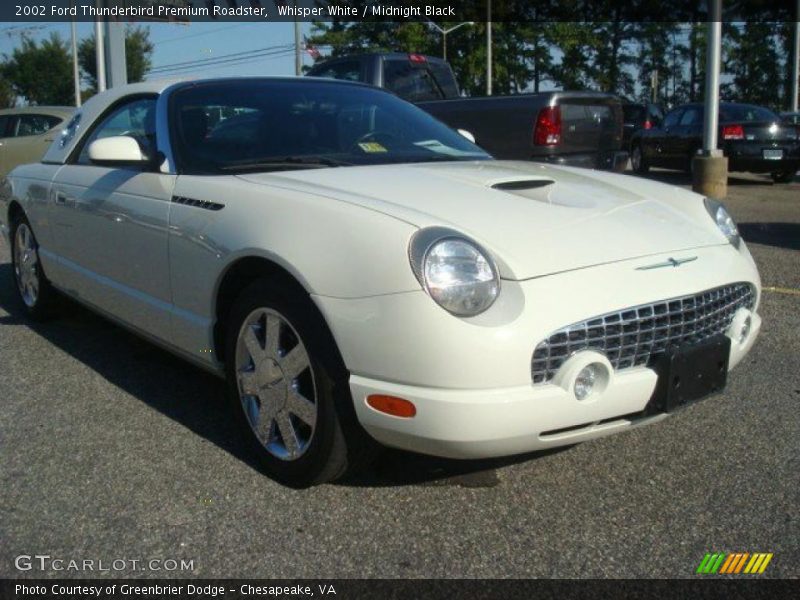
[0, 77, 761, 486]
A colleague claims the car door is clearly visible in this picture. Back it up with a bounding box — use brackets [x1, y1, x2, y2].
[0, 113, 63, 176]
[49, 96, 177, 341]
[672, 106, 703, 166]
[648, 107, 683, 167]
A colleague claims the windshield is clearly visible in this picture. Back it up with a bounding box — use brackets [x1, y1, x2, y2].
[170, 80, 490, 174]
[622, 104, 645, 124]
[719, 104, 778, 123]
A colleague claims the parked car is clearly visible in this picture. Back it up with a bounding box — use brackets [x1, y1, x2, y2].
[306, 52, 460, 102]
[631, 102, 799, 183]
[1, 77, 762, 487]
[0, 106, 74, 177]
[780, 111, 800, 135]
[622, 101, 664, 150]
[307, 53, 628, 171]
[419, 92, 628, 171]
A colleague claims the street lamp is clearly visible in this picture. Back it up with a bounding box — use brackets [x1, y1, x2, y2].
[427, 21, 474, 62]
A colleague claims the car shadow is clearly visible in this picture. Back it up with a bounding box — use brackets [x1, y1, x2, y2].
[339, 445, 573, 489]
[738, 222, 800, 251]
[0, 262, 570, 489]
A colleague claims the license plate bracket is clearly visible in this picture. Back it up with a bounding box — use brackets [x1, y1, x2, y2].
[648, 334, 731, 413]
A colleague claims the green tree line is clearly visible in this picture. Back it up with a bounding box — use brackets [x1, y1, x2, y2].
[0, 22, 795, 112]
[307, 21, 799, 110]
[0, 26, 153, 107]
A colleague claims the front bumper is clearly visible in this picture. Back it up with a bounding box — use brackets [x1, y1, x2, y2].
[350, 311, 760, 458]
[314, 243, 762, 459]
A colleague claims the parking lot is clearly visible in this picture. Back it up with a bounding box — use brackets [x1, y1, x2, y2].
[0, 170, 798, 579]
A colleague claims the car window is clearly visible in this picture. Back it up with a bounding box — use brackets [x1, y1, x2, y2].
[562, 103, 616, 129]
[719, 104, 778, 123]
[427, 62, 460, 98]
[623, 105, 645, 124]
[648, 105, 664, 123]
[76, 98, 156, 165]
[0, 116, 10, 138]
[14, 114, 62, 137]
[383, 60, 443, 102]
[679, 107, 701, 126]
[662, 108, 683, 128]
[309, 61, 361, 82]
[170, 80, 490, 175]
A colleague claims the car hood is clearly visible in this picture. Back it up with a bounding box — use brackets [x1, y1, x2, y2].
[237, 160, 725, 280]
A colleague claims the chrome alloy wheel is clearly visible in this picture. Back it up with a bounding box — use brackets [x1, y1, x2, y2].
[234, 307, 318, 461]
[14, 223, 39, 308]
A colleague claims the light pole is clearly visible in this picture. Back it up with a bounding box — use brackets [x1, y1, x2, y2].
[95, 19, 106, 93]
[692, 0, 727, 198]
[792, 0, 799, 112]
[70, 0, 81, 107]
[486, 0, 492, 96]
[427, 21, 474, 62]
[294, 20, 302, 75]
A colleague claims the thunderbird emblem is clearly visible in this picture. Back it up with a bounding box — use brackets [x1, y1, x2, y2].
[636, 256, 698, 270]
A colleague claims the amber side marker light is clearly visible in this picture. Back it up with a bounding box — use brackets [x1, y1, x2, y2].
[366, 395, 417, 418]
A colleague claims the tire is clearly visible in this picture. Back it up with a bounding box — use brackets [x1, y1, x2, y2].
[771, 170, 796, 184]
[224, 278, 375, 487]
[631, 144, 649, 174]
[9, 212, 57, 320]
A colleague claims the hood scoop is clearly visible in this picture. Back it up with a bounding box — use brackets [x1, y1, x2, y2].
[491, 179, 555, 191]
[491, 178, 558, 205]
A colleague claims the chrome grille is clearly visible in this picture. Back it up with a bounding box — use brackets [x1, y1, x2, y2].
[531, 283, 755, 384]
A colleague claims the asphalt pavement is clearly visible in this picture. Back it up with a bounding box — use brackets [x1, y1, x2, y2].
[0, 170, 798, 579]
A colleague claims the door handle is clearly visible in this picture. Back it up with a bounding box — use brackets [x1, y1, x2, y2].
[55, 192, 70, 206]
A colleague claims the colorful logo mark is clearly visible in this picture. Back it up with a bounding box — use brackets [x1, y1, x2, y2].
[696, 552, 773, 574]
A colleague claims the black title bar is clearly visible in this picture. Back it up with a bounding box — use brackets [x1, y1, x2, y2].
[1, 0, 797, 23]
[3, 579, 800, 600]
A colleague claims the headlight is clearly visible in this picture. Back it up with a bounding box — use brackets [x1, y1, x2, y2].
[704, 198, 740, 248]
[409, 227, 500, 316]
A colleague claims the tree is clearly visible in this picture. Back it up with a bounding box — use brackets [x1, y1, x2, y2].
[548, 24, 595, 91]
[0, 75, 16, 108]
[78, 26, 154, 92]
[635, 23, 685, 105]
[306, 20, 536, 96]
[1, 34, 73, 105]
[722, 22, 781, 108]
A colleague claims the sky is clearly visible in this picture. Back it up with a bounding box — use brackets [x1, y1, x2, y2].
[0, 21, 314, 83]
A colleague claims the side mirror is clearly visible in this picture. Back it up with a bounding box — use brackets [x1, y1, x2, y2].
[457, 129, 476, 143]
[88, 136, 150, 167]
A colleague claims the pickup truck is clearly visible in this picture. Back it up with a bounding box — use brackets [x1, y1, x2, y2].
[307, 53, 627, 171]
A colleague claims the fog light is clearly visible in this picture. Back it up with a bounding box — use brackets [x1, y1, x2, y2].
[737, 315, 752, 343]
[728, 307, 753, 345]
[574, 364, 600, 401]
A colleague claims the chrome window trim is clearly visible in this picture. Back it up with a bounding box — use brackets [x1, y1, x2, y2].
[155, 81, 191, 175]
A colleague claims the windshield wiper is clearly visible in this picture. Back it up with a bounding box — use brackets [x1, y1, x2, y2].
[221, 155, 353, 173]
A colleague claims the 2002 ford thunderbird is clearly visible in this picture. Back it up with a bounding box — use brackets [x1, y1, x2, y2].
[0, 78, 761, 486]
